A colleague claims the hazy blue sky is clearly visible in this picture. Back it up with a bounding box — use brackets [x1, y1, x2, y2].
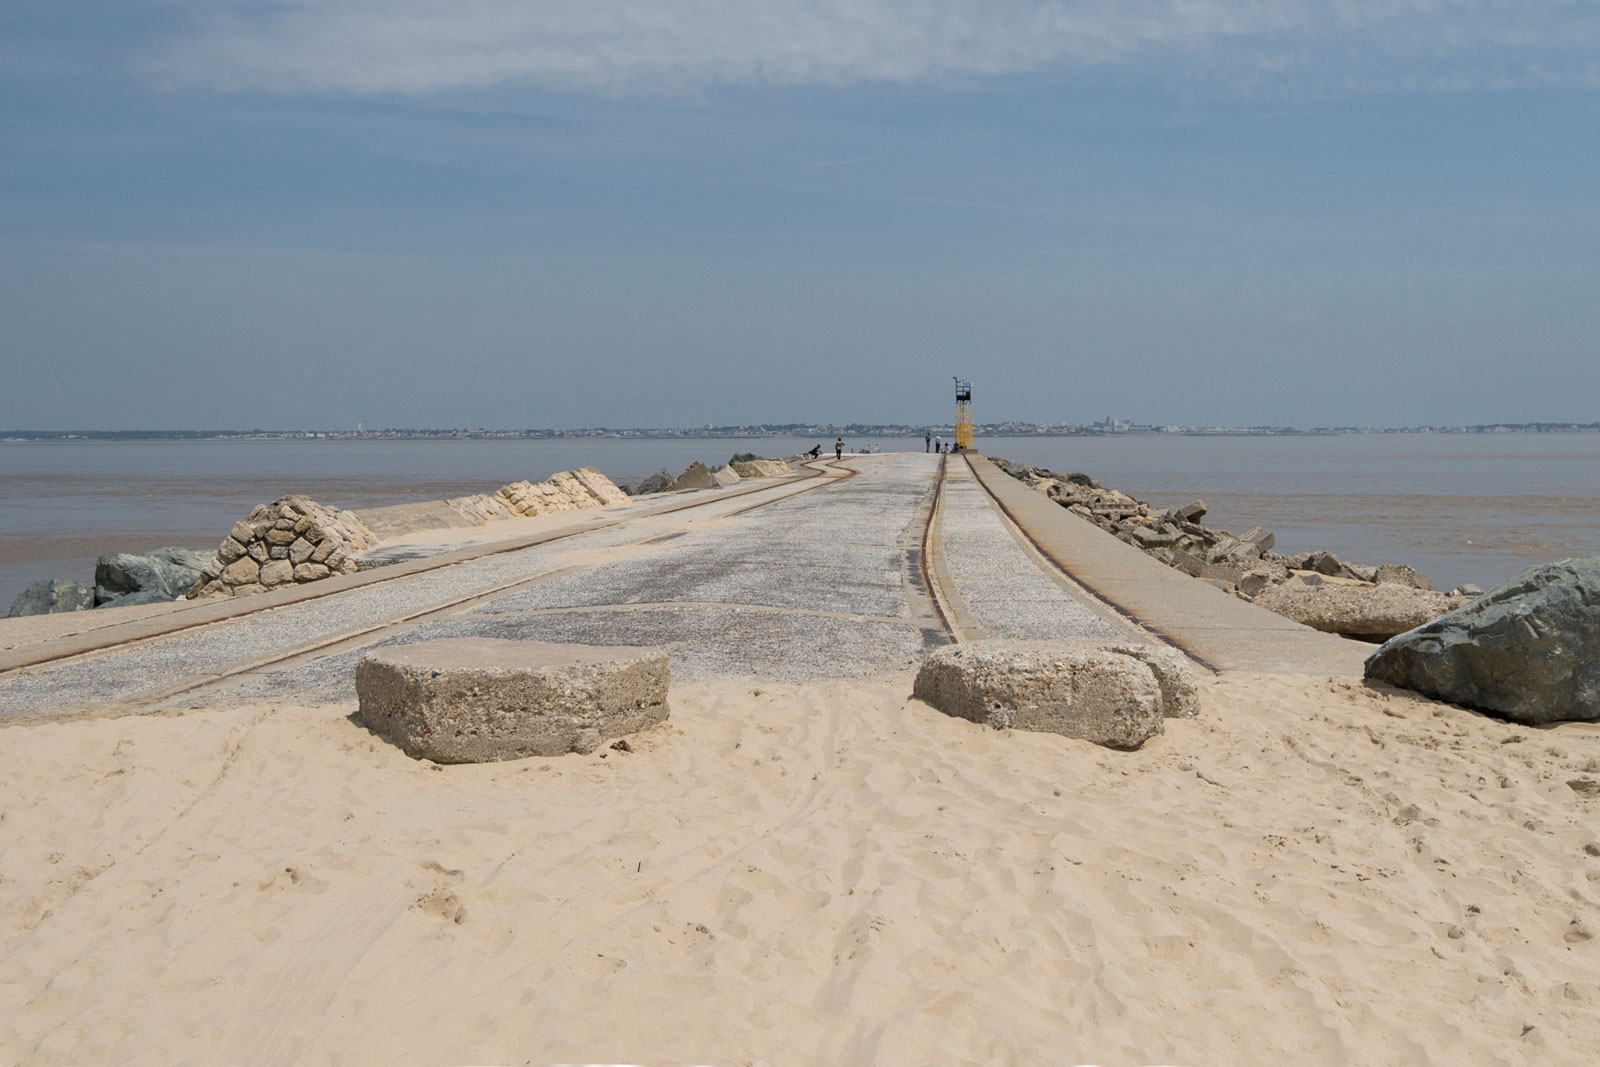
[2, 1, 1597, 430]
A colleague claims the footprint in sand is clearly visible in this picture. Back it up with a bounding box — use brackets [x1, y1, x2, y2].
[414, 886, 466, 924]
[257, 866, 326, 893]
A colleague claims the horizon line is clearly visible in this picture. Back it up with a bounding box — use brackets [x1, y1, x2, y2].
[7, 421, 1600, 439]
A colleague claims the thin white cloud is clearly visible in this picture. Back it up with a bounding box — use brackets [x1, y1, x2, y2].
[148, 0, 1600, 96]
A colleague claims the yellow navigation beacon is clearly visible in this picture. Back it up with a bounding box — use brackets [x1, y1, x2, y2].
[953, 377, 973, 451]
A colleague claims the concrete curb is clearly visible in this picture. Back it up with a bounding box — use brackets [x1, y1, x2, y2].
[964, 452, 1370, 677]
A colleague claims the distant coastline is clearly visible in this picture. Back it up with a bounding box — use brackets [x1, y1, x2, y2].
[6, 421, 1600, 443]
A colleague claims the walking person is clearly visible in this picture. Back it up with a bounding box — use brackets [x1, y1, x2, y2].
[925, 432, 931, 453]
[834, 437, 844, 462]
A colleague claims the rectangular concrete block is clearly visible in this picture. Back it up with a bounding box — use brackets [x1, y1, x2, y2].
[913, 641, 1198, 750]
[355, 638, 669, 763]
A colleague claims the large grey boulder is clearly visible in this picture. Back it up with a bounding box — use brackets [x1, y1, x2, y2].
[1365, 557, 1600, 724]
[7, 578, 96, 618]
[94, 553, 166, 604]
[912, 641, 1199, 750]
[104, 587, 181, 608]
[150, 546, 211, 591]
[355, 638, 670, 763]
[1253, 580, 1460, 640]
[93, 546, 210, 606]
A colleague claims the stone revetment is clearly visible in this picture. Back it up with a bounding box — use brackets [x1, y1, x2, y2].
[186, 495, 376, 600]
[354, 638, 671, 762]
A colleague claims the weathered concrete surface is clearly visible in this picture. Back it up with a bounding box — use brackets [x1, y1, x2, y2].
[0, 471, 813, 676]
[913, 641, 1195, 749]
[0, 473, 820, 717]
[1113, 642, 1202, 718]
[459, 453, 950, 683]
[355, 638, 668, 762]
[1366, 556, 1600, 724]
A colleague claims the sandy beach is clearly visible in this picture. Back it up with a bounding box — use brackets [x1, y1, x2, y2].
[3, 668, 1598, 1065]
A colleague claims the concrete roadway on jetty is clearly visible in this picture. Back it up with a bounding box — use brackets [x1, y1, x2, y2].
[0, 454, 1369, 722]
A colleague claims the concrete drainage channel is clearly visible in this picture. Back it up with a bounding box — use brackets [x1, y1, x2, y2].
[916, 453, 976, 644]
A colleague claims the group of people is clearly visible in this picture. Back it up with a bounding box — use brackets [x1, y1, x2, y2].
[805, 437, 846, 461]
[802, 434, 953, 461]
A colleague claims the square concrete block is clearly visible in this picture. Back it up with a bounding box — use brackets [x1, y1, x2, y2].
[913, 641, 1198, 750]
[355, 638, 669, 763]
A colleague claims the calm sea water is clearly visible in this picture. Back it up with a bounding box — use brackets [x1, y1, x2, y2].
[4, 433, 1600, 610]
[988, 433, 1600, 594]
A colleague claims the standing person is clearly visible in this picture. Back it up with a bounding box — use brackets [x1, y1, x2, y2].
[933, 434, 942, 454]
[924, 432, 931, 452]
[834, 437, 844, 461]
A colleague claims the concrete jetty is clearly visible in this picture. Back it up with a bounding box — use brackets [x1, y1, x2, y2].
[0, 452, 1370, 721]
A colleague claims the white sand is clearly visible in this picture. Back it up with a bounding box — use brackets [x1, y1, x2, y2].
[3, 674, 1599, 1065]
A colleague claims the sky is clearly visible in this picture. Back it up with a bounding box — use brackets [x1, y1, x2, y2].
[2, 1, 1597, 430]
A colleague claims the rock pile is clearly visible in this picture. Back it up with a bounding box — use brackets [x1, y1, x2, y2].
[7, 548, 215, 617]
[625, 456, 788, 497]
[991, 457, 1477, 641]
[438, 467, 628, 521]
[730, 457, 790, 478]
[1365, 556, 1600, 724]
[187, 496, 377, 600]
[491, 467, 631, 516]
[665, 460, 741, 491]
